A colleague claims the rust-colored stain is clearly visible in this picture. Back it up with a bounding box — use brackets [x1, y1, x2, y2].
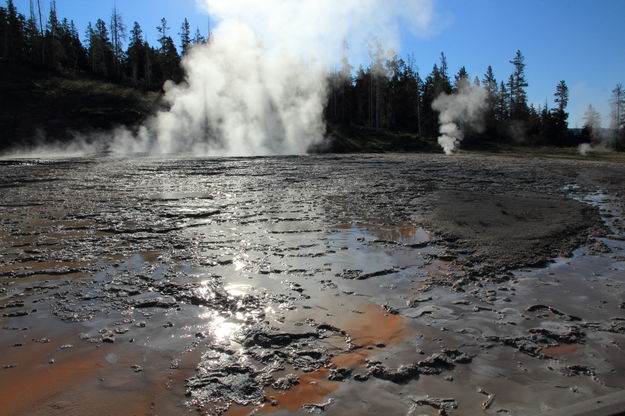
[0, 336, 112, 416]
[225, 406, 256, 416]
[541, 343, 578, 356]
[0, 332, 198, 416]
[228, 303, 408, 416]
[150, 342, 210, 416]
[339, 303, 408, 349]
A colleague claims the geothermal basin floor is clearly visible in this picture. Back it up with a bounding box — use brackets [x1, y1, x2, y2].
[1, 153, 625, 415]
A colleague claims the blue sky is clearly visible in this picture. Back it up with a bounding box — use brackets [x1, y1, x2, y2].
[12, 0, 625, 127]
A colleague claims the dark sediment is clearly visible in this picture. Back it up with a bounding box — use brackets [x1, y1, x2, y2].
[0, 153, 624, 415]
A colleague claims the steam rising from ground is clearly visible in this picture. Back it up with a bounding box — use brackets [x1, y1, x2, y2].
[112, 0, 436, 156]
[432, 83, 486, 155]
[578, 104, 605, 156]
[578, 143, 592, 156]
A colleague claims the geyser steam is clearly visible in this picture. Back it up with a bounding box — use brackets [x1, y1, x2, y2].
[432, 83, 487, 155]
[114, 0, 436, 156]
[578, 104, 603, 156]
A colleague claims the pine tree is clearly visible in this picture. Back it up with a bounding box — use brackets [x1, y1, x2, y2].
[58, 17, 76, 71]
[179, 18, 191, 54]
[547, 80, 569, 145]
[4, 0, 26, 59]
[454, 66, 469, 90]
[46, 0, 62, 68]
[68, 19, 86, 71]
[0, 6, 8, 58]
[611, 83, 625, 130]
[554, 80, 568, 113]
[439, 52, 449, 82]
[497, 81, 510, 121]
[95, 19, 109, 44]
[156, 17, 169, 47]
[192, 27, 205, 45]
[84, 22, 95, 71]
[24, 1, 40, 62]
[481, 66, 499, 136]
[126, 21, 144, 84]
[482, 67, 498, 104]
[88, 18, 114, 76]
[110, 4, 126, 73]
[155, 17, 180, 84]
[508, 50, 529, 119]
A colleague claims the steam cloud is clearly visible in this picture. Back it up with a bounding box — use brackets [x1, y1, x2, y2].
[432, 83, 487, 155]
[578, 104, 603, 156]
[112, 0, 437, 156]
[578, 143, 592, 156]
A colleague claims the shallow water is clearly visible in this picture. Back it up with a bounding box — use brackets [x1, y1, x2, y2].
[0, 154, 624, 415]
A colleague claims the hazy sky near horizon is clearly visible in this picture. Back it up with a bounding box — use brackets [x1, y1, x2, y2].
[13, 0, 625, 128]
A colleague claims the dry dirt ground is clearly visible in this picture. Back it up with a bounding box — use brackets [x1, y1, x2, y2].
[0, 153, 624, 416]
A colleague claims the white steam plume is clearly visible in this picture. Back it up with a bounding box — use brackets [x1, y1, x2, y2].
[432, 82, 487, 155]
[112, 0, 437, 156]
[578, 104, 604, 156]
[578, 143, 592, 156]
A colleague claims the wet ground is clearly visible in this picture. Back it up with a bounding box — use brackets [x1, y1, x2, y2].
[1, 153, 624, 416]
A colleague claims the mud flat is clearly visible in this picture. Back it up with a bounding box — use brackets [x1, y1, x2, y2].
[1, 153, 624, 415]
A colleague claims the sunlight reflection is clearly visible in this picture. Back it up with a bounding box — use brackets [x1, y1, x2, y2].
[197, 280, 217, 299]
[233, 259, 246, 271]
[198, 312, 242, 342]
[211, 315, 240, 342]
[224, 284, 252, 297]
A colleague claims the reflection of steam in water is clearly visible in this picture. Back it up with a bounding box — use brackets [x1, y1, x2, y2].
[334, 219, 430, 245]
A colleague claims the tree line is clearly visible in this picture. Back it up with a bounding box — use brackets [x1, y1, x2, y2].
[1, 0, 624, 150]
[0, 0, 207, 89]
[326, 49, 624, 149]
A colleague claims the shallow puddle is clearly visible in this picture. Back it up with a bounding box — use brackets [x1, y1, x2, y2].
[1, 155, 625, 416]
[226, 303, 409, 416]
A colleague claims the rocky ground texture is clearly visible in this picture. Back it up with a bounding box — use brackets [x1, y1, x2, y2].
[0, 153, 624, 415]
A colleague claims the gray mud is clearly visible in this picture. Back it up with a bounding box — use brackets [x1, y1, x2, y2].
[426, 190, 603, 275]
[0, 153, 624, 416]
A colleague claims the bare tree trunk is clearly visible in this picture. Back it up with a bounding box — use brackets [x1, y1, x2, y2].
[37, 0, 45, 64]
[369, 76, 373, 128]
[132, 61, 137, 85]
[416, 77, 422, 136]
[375, 78, 381, 129]
[341, 83, 346, 123]
[36, 0, 43, 35]
[616, 88, 623, 129]
[144, 47, 151, 88]
[333, 81, 337, 120]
